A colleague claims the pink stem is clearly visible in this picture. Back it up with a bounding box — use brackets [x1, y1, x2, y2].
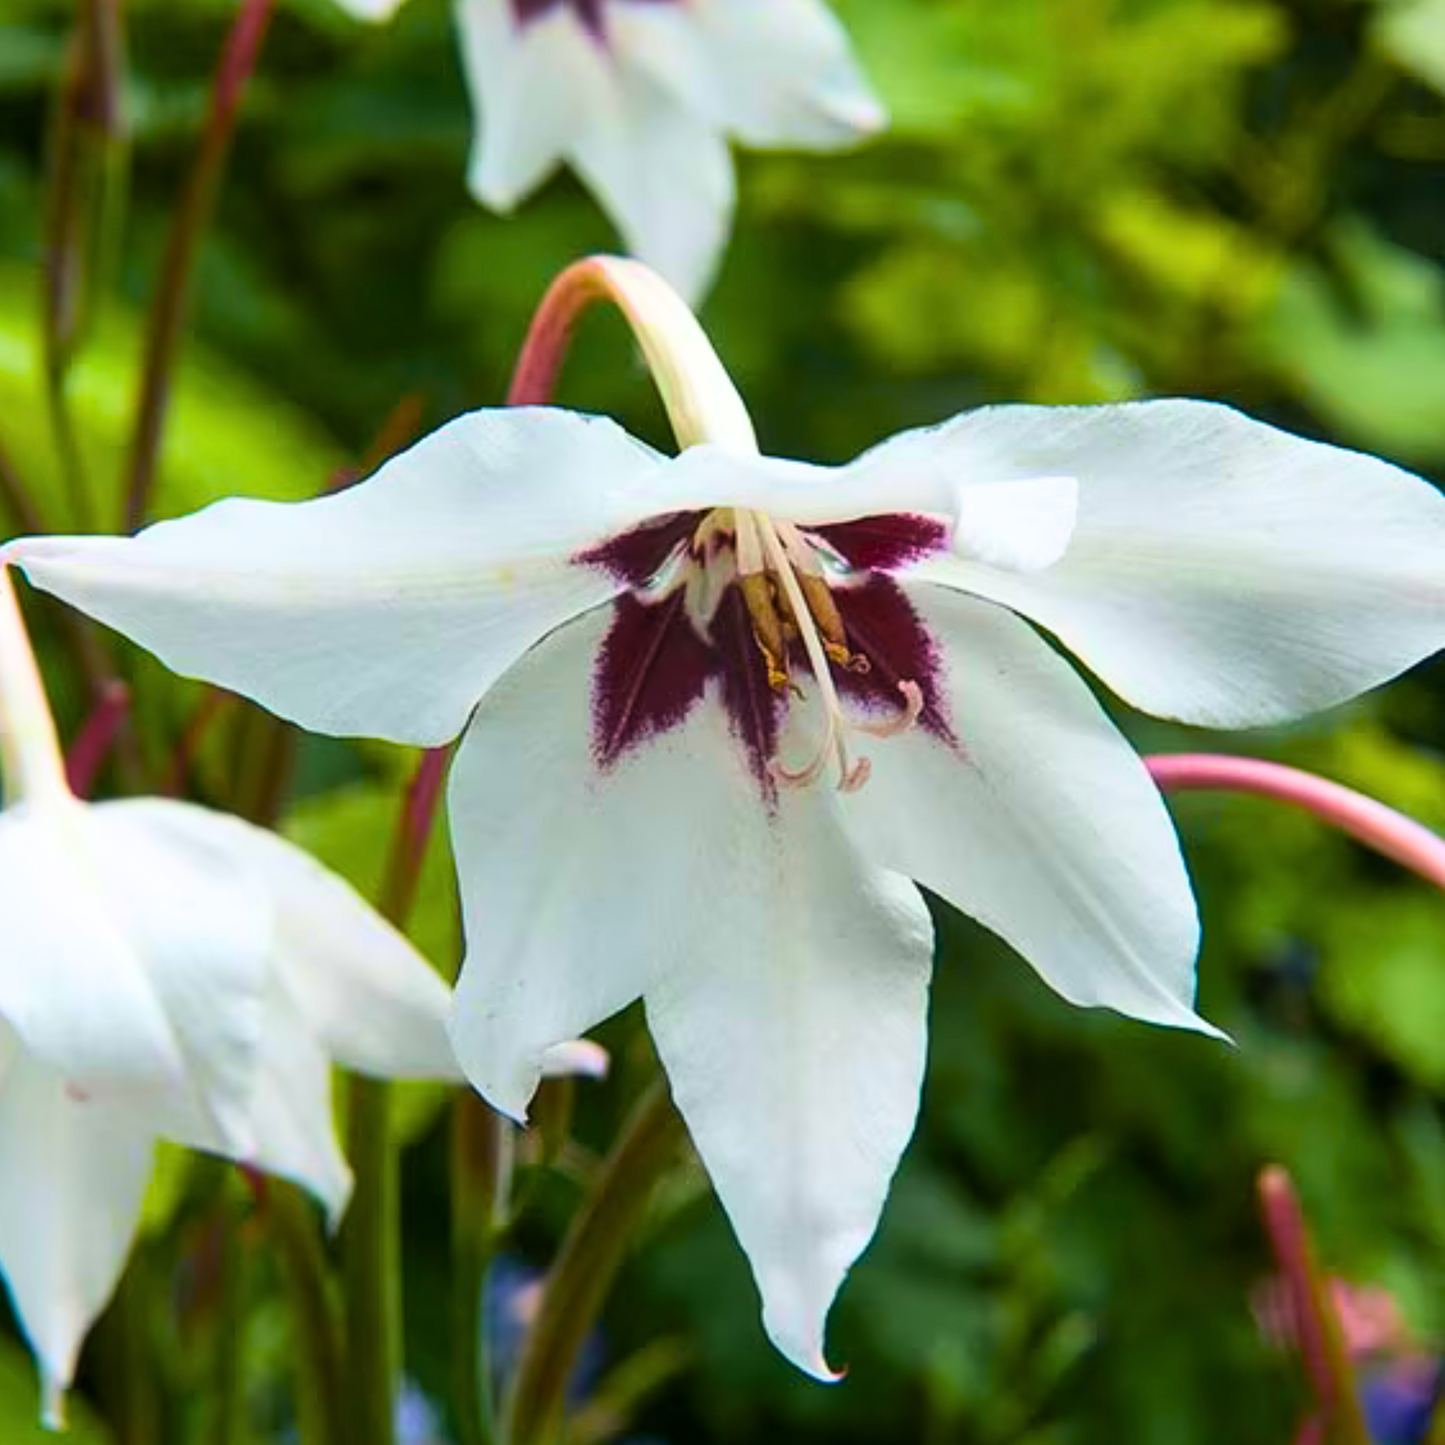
[1259, 1167, 1338, 1410]
[507, 261, 612, 407]
[64, 676, 128, 797]
[1146, 753, 1445, 893]
[1257, 1167, 1373, 1444]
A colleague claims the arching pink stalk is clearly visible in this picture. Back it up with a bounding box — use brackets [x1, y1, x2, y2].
[64, 676, 128, 798]
[1147, 753, 1445, 893]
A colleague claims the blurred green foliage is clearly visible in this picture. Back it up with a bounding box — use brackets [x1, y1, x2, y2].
[1, 0, 1445, 1441]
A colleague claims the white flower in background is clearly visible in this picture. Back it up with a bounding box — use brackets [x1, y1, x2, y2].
[11, 265, 1445, 1380]
[0, 569, 466, 1424]
[332, 0, 884, 300]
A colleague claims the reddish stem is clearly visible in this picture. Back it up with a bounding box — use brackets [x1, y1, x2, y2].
[379, 747, 449, 929]
[121, 0, 275, 531]
[1147, 753, 1445, 893]
[64, 677, 129, 797]
[1257, 1167, 1373, 1445]
[326, 393, 428, 494]
[507, 263, 617, 407]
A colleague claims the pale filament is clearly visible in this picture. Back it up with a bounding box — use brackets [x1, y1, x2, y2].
[749, 512, 920, 793]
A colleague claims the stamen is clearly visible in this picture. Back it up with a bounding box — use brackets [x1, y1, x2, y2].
[733, 507, 765, 576]
[755, 515, 868, 792]
[857, 680, 924, 739]
[738, 572, 791, 693]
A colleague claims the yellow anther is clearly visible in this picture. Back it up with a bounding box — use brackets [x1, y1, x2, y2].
[797, 573, 848, 653]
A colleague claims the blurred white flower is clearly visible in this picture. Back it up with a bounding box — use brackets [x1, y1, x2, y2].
[0, 568, 461, 1425]
[12, 264, 1445, 1379]
[332, 0, 884, 300]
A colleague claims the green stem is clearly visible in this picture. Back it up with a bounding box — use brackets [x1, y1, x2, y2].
[231, 706, 297, 825]
[338, 750, 451, 1445]
[213, 1199, 249, 1445]
[503, 1083, 686, 1445]
[0, 432, 45, 535]
[451, 1092, 512, 1445]
[342, 1079, 400, 1445]
[94, 1251, 163, 1445]
[121, 0, 274, 530]
[265, 1181, 346, 1445]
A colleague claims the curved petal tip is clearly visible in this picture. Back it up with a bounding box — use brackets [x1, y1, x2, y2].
[445, 1014, 536, 1126]
[764, 1310, 848, 1383]
[540, 1039, 610, 1081]
[40, 1369, 66, 1431]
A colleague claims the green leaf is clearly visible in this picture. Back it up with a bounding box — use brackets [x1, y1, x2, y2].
[1376, 0, 1445, 94]
[1256, 220, 1445, 461]
[1318, 894, 1445, 1088]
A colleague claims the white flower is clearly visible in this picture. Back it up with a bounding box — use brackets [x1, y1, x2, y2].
[333, 0, 884, 300]
[10, 373, 1445, 1378]
[0, 570, 465, 1423]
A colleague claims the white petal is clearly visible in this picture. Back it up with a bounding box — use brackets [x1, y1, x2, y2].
[0, 1057, 153, 1418]
[86, 801, 274, 1153]
[0, 801, 185, 1090]
[540, 1039, 609, 1080]
[457, 1, 591, 209]
[241, 987, 353, 1227]
[643, 785, 933, 1379]
[901, 400, 1445, 726]
[330, 0, 409, 21]
[9, 408, 663, 746]
[949, 474, 1078, 571]
[842, 585, 1216, 1035]
[447, 606, 680, 1120]
[611, 0, 885, 148]
[446, 604, 931, 1374]
[118, 801, 460, 1082]
[629, 441, 1079, 572]
[568, 67, 735, 305]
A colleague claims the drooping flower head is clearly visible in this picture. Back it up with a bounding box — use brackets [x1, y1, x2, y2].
[330, 0, 884, 299]
[0, 565, 469, 1423]
[9, 256, 1445, 1376]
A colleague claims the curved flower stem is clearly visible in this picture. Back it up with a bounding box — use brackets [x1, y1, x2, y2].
[503, 1083, 687, 1445]
[121, 0, 274, 531]
[1146, 753, 1445, 893]
[1257, 1166, 1373, 1445]
[508, 256, 756, 452]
